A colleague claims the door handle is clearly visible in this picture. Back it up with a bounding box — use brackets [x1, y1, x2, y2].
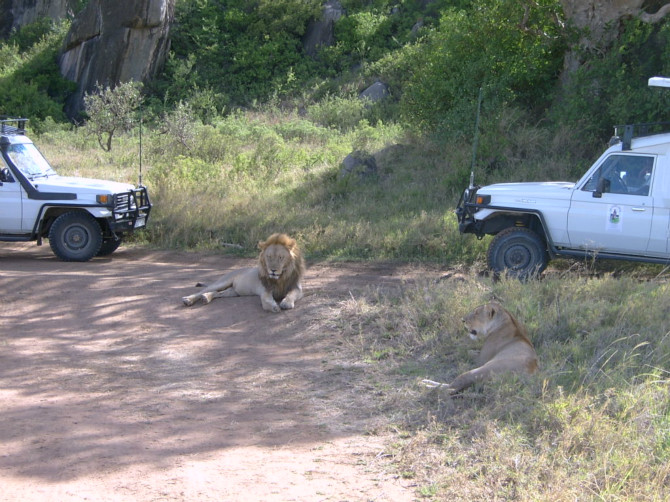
[631, 207, 646, 212]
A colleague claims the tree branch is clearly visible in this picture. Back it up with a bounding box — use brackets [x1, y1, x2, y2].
[640, 4, 670, 24]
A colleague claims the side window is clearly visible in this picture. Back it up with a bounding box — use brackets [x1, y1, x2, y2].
[582, 154, 654, 195]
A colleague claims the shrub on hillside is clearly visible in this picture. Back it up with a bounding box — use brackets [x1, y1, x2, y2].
[0, 20, 73, 125]
[399, 0, 566, 135]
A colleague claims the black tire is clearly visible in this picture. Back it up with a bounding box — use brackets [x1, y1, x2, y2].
[487, 227, 548, 280]
[48, 211, 103, 262]
[97, 237, 123, 257]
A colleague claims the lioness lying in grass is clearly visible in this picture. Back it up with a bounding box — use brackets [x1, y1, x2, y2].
[423, 301, 539, 394]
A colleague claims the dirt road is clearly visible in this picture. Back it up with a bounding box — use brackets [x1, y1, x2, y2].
[0, 243, 436, 501]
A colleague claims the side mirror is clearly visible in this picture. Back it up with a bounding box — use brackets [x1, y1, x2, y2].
[593, 178, 610, 198]
[0, 167, 11, 183]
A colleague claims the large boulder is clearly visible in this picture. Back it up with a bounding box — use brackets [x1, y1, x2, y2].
[59, 0, 175, 118]
[339, 151, 377, 180]
[0, 0, 71, 39]
[359, 81, 390, 104]
[303, 0, 344, 57]
[561, 0, 670, 48]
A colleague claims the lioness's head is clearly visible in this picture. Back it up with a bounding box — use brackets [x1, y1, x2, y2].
[258, 233, 304, 283]
[462, 301, 507, 341]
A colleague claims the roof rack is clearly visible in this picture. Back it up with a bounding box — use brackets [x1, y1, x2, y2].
[612, 121, 670, 150]
[0, 116, 28, 136]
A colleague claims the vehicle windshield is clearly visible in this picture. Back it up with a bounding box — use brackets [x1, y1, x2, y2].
[6, 143, 57, 180]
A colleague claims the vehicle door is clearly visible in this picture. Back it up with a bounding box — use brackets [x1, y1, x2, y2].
[0, 156, 24, 233]
[567, 153, 659, 256]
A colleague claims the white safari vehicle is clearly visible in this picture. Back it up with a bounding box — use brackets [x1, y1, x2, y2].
[456, 77, 670, 278]
[0, 117, 151, 261]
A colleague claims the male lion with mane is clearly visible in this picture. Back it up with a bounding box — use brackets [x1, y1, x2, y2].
[422, 301, 538, 394]
[182, 233, 305, 312]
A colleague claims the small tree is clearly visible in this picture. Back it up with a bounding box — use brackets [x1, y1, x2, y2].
[161, 101, 197, 152]
[84, 81, 143, 151]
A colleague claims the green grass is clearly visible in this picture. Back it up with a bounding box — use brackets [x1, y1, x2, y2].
[36, 107, 491, 262]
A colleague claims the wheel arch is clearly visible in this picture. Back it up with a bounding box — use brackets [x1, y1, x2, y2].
[477, 210, 555, 254]
[35, 205, 112, 239]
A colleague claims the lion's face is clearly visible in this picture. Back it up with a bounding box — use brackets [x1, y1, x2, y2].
[257, 234, 305, 289]
[462, 302, 502, 341]
[260, 243, 293, 280]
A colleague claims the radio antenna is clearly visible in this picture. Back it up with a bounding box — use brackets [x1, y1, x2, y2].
[138, 102, 143, 186]
[469, 87, 483, 189]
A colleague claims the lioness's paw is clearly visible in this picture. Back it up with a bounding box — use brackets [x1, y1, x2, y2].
[421, 379, 458, 394]
[182, 296, 195, 307]
[421, 379, 445, 389]
[279, 299, 295, 310]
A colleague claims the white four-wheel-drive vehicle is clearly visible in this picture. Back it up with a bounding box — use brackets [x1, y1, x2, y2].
[0, 117, 151, 261]
[456, 77, 670, 279]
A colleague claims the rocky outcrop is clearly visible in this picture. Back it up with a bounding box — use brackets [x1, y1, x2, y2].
[303, 0, 344, 57]
[359, 81, 390, 104]
[559, 0, 670, 77]
[59, 0, 175, 118]
[0, 0, 72, 39]
[561, 0, 670, 49]
[339, 151, 377, 180]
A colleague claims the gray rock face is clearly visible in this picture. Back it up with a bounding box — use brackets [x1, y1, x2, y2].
[0, 0, 71, 38]
[59, 0, 175, 117]
[303, 0, 344, 57]
[339, 151, 377, 180]
[359, 81, 390, 104]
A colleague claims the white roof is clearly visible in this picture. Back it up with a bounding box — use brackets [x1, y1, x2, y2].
[648, 76, 670, 88]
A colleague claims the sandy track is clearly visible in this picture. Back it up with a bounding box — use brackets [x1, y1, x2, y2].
[0, 243, 436, 501]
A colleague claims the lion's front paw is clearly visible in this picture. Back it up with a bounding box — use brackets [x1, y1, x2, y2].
[182, 296, 195, 307]
[279, 299, 295, 310]
[262, 301, 281, 312]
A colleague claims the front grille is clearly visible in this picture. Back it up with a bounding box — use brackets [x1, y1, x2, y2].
[114, 192, 133, 212]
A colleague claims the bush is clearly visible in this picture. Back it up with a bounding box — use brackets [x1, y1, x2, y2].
[400, 0, 566, 135]
[161, 0, 321, 106]
[0, 19, 73, 124]
[306, 94, 367, 131]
